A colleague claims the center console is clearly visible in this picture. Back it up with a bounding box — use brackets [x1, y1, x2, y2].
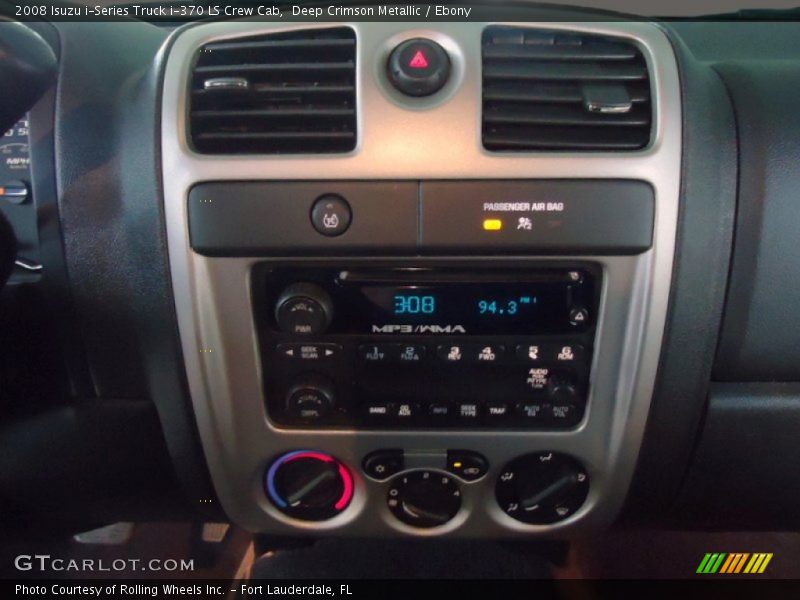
[161, 21, 681, 537]
[256, 263, 598, 430]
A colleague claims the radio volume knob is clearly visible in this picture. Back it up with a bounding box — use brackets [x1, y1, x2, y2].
[275, 283, 333, 336]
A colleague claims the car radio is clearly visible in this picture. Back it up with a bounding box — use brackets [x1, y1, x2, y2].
[254, 264, 599, 429]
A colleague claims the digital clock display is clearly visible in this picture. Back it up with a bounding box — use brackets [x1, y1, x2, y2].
[393, 294, 436, 315]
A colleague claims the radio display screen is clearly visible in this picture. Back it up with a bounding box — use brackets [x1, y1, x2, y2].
[341, 274, 593, 335]
[260, 267, 596, 336]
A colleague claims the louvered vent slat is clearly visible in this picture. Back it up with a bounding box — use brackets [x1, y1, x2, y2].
[190, 27, 356, 155]
[482, 26, 653, 152]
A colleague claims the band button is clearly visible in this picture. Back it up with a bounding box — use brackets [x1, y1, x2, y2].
[364, 402, 395, 419]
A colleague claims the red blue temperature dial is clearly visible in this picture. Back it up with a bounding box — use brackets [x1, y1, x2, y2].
[266, 451, 354, 521]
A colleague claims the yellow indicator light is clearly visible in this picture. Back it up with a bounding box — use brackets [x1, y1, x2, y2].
[453, 462, 463, 468]
[483, 218, 503, 231]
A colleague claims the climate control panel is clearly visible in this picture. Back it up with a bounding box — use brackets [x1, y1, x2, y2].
[265, 449, 589, 528]
[254, 265, 599, 430]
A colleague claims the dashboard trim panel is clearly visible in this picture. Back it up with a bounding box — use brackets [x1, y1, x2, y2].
[161, 20, 682, 536]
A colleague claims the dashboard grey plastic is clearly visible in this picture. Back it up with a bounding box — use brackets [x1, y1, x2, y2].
[713, 61, 800, 382]
[161, 21, 682, 537]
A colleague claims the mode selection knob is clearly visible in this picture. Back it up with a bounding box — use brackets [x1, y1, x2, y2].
[286, 374, 335, 421]
[266, 450, 354, 521]
[387, 470, 461, 528]
[496, 452, 589, 524]
[274, 283, 333, 336]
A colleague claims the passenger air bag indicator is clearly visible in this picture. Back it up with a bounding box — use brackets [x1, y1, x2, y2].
[420, 180, 655, 254]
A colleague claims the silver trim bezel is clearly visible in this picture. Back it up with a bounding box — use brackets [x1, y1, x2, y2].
[161, 20, 681, 537]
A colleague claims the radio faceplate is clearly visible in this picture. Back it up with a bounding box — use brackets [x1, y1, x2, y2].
[254, 265, 599, 429]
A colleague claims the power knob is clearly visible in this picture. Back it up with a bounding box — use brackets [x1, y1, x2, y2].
[274, 283, 333, 336]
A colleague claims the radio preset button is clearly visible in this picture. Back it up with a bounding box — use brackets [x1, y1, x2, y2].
[395, 344, 427, 363]
[359, 343, 392, 363]
[516, 343, 545, 364]
[547, 344, 585, 364]
[437, 344, 465, 363]
[470, 344, 505, 364]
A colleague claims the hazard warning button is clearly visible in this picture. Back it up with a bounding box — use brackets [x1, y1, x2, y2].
[387, 38, 451, 97]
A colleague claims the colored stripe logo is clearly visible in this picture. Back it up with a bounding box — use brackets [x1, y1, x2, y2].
[697, 553, 772, 574]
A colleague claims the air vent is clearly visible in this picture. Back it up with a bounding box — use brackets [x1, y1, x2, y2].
[482, 27, 652, 152]
[190, 28, 356, 155]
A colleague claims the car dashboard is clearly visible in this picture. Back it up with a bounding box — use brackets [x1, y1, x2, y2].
[3, 6, 800, 553]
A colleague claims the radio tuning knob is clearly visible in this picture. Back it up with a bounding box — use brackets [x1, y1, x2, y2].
[274, 282, 334, 336]
[286, 374, 335, 421]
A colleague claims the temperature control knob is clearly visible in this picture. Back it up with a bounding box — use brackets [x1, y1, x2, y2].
[387, 471, 461, 528]
[266, 451, 354, 521]
[496, 452, 589, 524]
[274, 283, 333, 336]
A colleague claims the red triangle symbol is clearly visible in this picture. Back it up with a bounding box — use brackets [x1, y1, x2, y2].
[408, 50, 429, 69]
